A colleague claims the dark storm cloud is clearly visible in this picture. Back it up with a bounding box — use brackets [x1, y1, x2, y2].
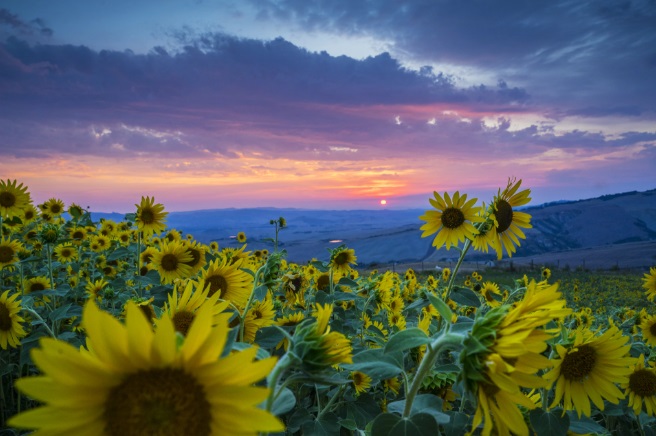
[249, 0, 656, 114]
[0, 8, 53, 39]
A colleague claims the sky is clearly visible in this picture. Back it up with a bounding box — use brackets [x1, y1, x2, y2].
[1, 0, 655, 212]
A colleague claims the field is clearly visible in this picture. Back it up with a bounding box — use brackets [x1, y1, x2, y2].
[1, 179, 656, 435]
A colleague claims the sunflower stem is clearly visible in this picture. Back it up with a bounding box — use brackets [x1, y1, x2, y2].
[402, 332, 463, 418]
[238, 264, 266, 342]
[265, 352, 295, 413]
[444, 238, 471, 302]
[23, 307, 57, 339]
[316, 384, 345, 420]
[136, 231, 142, 297]
[45, 242, 56, 308]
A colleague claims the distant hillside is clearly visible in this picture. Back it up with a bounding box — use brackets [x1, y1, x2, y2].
[91, 189, 656, 268]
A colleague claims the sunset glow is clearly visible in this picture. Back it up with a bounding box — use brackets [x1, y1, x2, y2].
[1, 2, 654, 211]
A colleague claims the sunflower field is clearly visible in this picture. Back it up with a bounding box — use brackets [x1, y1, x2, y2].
[1, 177, 656, 436]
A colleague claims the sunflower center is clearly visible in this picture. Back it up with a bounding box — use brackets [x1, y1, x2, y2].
[629, 369, 656, 397]
[353, 373, 364, 385]
[494, 200, 514, 233]
[161, 254, 179, 272]
[0, 192, 16, 208]
[61, 248, 72, 258]
[104, 368, 211, 436]
[0, 245, 15, 263]
[205, 275, 228, 297]
[30, 283, 46, 292]
[317, 274, 330, 291]
[334, 252, 350, 266]
[0, 302, 12, 331]
[172, 310, 195, 336]
[561, 344, 597, 381]
[441, 207, 465, 229]
[24, 210, 34, 220]
[140, 209, 155, 224]
[183, 248, 201, 267]
[72, 230, 84, 240]
[50, 204, 62, 214]
[649, 322, 656, 337]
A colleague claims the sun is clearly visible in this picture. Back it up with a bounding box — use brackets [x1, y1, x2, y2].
[380, 199, 387, 206]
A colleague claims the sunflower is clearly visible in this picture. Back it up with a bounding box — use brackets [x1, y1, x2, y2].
[489, 178, 532, 260]
[9, 299, 284, 435]
[290, 303, 352, 371]
[54, 244, 78, 263]
[242, 297, 276, 343]
[23, 276, 52, 295]
[209, 241, 219, 252]
[0, 179, 32, 219]
[643, 267, 656, 302]
[350, 371, 372, 395]
[419, 191, 482, 250]
[199, 257, 253, 309]
[545, 325, 634, 417]
[462, 280, 571, 436]
[85, 278, 109, 300]
[134, 196, 168, 236]
[151, 240, 194, 285]
[181, 240, 207, 277]
[69, 226, 88, 243]
[330, 247, 357, 274]
[164, 280, 231, 336]
[116, 230, 132, 246]
[236, 231, 247, 243]
[0, 236, 23, 269]
[0, 290, 27, 349]
[43, 198, 65, 216]
[89, 235, 111, 253]
[541, 268, 552, 280]
[441, 267, 451, 282]
[623, 354, 656, 416]
[480, 281, 502, 308]
[164, 229, 182, 242]
[640, 314, 656, 347]
[21, 204, 39, 225]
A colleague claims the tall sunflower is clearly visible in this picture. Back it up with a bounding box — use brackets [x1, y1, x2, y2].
[54, 244, 78, 263]
[330, 247, 357, 274]
[544, 325, 635, 417]
[0, 290, 27, 349]
[9, 299, 284, 435]
[419, 191, 482, 250]
[135, 196, 168, 236]
[0, 179, 32, 219]
[643, 267, 656, 302]
[489, 178, 532, 260]
[151, 240, 194, 285]
[623, 354, 656, 416]
[181, 239, 207, 277]
[199, 257, 253, 309]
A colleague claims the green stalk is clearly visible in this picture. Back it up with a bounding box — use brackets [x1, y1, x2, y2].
[265, 352, 295, 413]
[23, 307, 57, 339]
[444, 239, 471, 302]
[402, 332, 463, 418]
[238, 264, 265, 342]
[316, 384, 346, 420]
[45, 242, 56, 308]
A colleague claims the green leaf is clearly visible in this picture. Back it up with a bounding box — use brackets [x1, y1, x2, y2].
[450, 286, 481, 307]
[426, 292, 453, 322]
[301, 413, 341, 436]
[343, 349, 404, 380]
[337, 277, 359, 288]
[48, 303, 73, 322]
[567, 414, 608, 435]
[387, 394, 450, 424]
[270, 387, 296, 416]
[339, 419, 357, 430]
[443, 411, 470, 436]
[370, 412, 438, 436]
[529, 408, 569, 436]
[346, 393, 381, 429]
[384, 328, 431, 354]
[451, 316, 474, 333]
[107, 246, 131, 261]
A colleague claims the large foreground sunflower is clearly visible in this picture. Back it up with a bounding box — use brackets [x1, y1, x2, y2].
[135, 196, 168, 236]
[0, 179, 32, 219]
[0, 290, 27, 350]
[643, 267, 656, 302]
[489, 178, 532, 259]
[623, 354, 656, 416]
[419, 191, 482, 250]
[545, 325, 634, 417]
[9, 299, 284, 435]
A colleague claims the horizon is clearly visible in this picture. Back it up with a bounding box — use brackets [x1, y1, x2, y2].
[2, 1, 655, 210]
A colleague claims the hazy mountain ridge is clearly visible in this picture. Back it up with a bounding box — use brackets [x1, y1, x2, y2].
[92, 189, 656, 267]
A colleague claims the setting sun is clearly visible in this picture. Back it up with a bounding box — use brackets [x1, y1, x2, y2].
[380, 199, 387, 205]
